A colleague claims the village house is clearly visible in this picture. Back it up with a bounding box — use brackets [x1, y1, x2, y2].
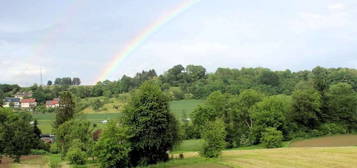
[21, 98, 37, 108]
[46, 98, 60, 108]
[14, 91, 33, 100]
[3, 97, 21, 108]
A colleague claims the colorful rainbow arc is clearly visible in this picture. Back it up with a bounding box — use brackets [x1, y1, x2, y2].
[95, 0, 201, 83]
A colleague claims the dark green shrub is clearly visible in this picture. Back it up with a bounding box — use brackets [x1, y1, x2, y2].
[200, 119, 226, 158]
[92, 99, 104, 111]
[261, 127, 283, 148]
[36, 140, 50, 151]
[319, 123, 346, 135]
[66, 147, 87, 165]
[50, 143, 60, 154]
[95, 121, 130, 168]
[30, 149, 48, 155]
[310, 129, 324, 137]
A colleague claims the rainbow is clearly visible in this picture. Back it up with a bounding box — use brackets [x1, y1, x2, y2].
[95, 0, 201, 83]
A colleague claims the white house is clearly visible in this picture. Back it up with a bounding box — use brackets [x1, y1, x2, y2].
[21, 98, 37, 108]
[3, 97, 21, 108]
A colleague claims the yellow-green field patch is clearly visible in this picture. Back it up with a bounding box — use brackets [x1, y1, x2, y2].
[221, 147, 357, 168]
[290, 134, 357, 147]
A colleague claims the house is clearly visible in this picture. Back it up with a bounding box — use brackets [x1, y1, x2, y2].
[46, 98, 60, 108]
[3, 97, 21, 108]
[14, 91, 33, 100]
[21, 98, 37, 108]
[40, 134, 55, 143]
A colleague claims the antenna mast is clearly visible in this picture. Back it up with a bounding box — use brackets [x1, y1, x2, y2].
[40, 67, 43, 86]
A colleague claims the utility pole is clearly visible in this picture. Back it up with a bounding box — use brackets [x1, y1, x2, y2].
[40, 67, 43, 86]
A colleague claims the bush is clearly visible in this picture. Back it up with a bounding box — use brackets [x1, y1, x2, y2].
[48, 159, 61, 168]
[48, 156, 61, 168]
[92, 99, 104, 111]
[31, 149, 48, 155]
[50, 143, 60, 154]
[310, 129, 324, 137]
[66, 147, 87, 165]
[95, 121, 130, 168]
[319, 123, 347, 135]
[261, 127, 283, 148]
[200, 119, 226, 158]
[37, 140, 51, 151]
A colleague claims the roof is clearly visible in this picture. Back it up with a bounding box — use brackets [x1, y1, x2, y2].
[4, 97, 20, 103]
[46, 100, 59, 105]
[21, 98, 36, 103]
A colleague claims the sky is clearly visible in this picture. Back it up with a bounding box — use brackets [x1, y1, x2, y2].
[1, 0, 357, 86]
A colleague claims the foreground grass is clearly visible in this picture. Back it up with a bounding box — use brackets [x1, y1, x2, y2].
[138, 157, 228, 168]
[9, 146, 357, 168]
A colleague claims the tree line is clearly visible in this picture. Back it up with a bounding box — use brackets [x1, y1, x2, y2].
[48, 77, 81, 86]
[8, 65, 357, 106]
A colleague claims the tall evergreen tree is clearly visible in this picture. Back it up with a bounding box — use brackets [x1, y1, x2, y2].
[33, 120, 41, 139]
[54, 91, 75, 128]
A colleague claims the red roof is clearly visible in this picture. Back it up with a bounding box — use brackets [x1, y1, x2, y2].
[21, 98, 36, 103]
[46, 100, 59, 105]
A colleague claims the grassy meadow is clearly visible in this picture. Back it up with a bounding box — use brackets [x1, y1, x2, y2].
[7, 135, 357, 168]
[9, 147, 357, 168]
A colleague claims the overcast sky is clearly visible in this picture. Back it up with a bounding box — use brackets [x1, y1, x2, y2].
[1, 0, 357, 86]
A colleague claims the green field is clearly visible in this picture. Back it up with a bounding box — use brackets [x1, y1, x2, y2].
[33, 113, 122, 133]
[34, 99, 203, 134]
[169, 99, 204, 119]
